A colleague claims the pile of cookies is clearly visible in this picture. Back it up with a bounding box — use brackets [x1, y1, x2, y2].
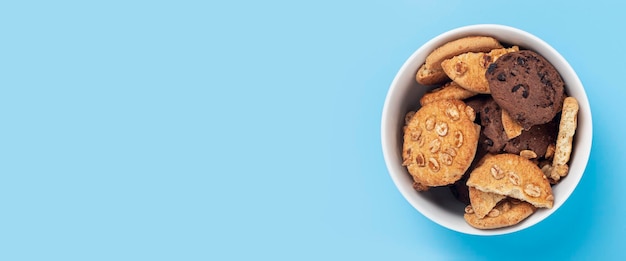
[402, 36, 579, 229]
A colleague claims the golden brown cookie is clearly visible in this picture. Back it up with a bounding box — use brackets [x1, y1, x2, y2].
[550, 97, 579, 181]
[501, 109, 524, 140]
[402, 99, 480, 189]
[440, 46, 519, 94]
[416, 36, 503, 85]
[466, 153, 554, 208]
[464, 198, 536, 229]
[469, 187, 506, 219]
[419, 81, 478, 106]
[416, 66, 449, 86]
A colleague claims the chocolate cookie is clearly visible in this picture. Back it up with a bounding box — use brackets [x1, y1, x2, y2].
[503, 118, 559, 158]
[486, 50, 565, 129]
[478, 98, 508, 153]
[463, 94, 489, 122]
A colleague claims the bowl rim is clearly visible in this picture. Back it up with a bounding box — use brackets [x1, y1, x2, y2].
[381, 24, 593, 235]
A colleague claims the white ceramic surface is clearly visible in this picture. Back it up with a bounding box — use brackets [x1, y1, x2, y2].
[381, 24, 592, 235]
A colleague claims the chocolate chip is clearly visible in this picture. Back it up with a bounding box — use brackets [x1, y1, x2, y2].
[484, 138, 494, 147]
[511, 84, 529, 98]
[487, 63, 497, 74]
[539, 71, 553, 87]
[516, 57, 526, 66]
[497, 73, 506, 81]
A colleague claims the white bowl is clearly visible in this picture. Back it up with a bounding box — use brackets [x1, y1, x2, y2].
[381, 24, 592, 235]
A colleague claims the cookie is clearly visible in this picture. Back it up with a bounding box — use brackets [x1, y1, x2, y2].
[550, 97, 579, 181]
[486, 50, 565, 129]
[463, 94, 489, 116]
[466, 153, 554, 208]
[416, 36, 503, 85]
[441, 46, 519, 94]
[469, 186, 506, 219]
[501, 109, 523, 140]
[402, 99, 480, 188]
[478, 98, 508, 153]
[464, 198, 536, 229]
[503, 118, 559, 159]
[420, 81, 478, 106]
[416, 66, 449, 86]
[476, 132, 494, 159]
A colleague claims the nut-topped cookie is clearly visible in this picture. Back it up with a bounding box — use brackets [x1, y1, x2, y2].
[468, 187, 506, 219]
[466, 153, 554, 208]
[419, 81, 477, 106]
[441, 46, 519, 94]
[402, 99, 480, 189]
[416, 36, 503, 85]
[464, 198, 537, 229]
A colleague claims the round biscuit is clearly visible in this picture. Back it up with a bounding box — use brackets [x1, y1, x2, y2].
[402, 99, 480, 188]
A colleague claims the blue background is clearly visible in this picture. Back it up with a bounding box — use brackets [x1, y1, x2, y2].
[1, 0, 624, 260]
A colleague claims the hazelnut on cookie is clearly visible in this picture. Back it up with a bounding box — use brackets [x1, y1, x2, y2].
[441, 46, 519, 94]
[416, 36, 503, 85]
